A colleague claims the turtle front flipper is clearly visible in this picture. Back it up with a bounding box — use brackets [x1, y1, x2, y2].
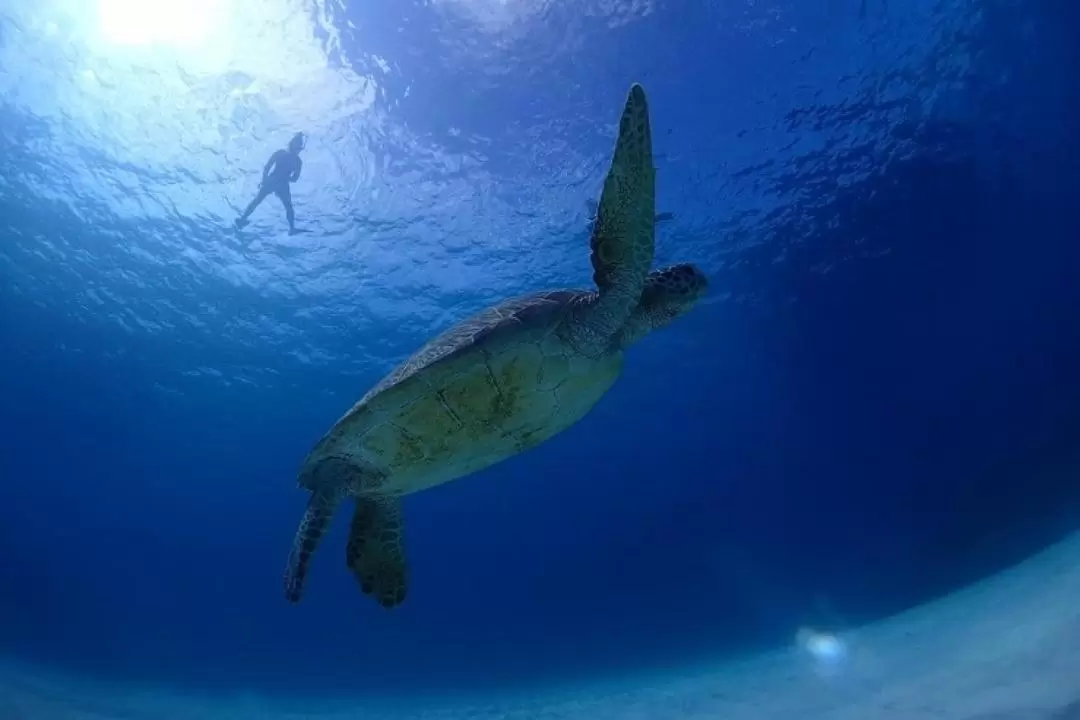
[284, 486, 345, 603]
[576, 83, 657, 353]
[346, 496, 408, 609]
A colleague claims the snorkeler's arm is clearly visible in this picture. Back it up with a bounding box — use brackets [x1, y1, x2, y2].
[291, 157, 302, 183]
[261, 151, 284, 183]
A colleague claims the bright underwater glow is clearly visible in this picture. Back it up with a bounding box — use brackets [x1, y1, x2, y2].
[796, 626, 848, 669]
[97, 0, 231, 48]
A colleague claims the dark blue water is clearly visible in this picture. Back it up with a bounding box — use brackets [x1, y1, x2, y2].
[1, 0, 1078, 707]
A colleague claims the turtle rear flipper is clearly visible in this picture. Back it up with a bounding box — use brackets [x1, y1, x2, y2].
[346, 496, 408, 609]
[284, 486, 345, 603]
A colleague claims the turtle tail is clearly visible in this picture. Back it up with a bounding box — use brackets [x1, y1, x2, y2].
[284, 487, 344, 603]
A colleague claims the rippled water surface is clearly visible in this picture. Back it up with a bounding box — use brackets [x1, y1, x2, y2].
[2, 0, 974, 382]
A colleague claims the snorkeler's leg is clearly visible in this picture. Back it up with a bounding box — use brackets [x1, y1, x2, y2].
[237, 186, 271, 226]
[278, 187, 296, 233]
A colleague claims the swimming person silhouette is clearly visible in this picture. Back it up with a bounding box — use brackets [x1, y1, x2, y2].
[235, 132, 306, 234]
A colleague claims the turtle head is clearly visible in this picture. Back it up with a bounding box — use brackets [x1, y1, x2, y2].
[615, 263, 708, 347]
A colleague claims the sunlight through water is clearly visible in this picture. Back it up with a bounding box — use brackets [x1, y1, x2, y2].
[96, 0, 231, 50]
[0, 0, 375, 212]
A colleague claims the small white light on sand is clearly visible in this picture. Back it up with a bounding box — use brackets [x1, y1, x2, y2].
[795, 626, 847, 667]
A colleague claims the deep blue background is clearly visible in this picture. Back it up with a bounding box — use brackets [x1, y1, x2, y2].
[1, 0, 1078, 698]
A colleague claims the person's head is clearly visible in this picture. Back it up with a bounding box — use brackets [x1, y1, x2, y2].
[288, 132, 306, 154]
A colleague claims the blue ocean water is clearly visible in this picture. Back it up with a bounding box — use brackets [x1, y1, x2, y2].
[1, 0, 1078, 715]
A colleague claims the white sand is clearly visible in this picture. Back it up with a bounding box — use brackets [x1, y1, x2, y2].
[2, 531, 1078, 719]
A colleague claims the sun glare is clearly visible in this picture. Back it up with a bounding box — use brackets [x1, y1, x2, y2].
[97, 0, 230, 48]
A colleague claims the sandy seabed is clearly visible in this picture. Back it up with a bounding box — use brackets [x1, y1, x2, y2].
[2, 531, 1078, 719]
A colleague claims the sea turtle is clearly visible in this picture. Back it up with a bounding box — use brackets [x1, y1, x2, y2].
[283, 83, 708, 609]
